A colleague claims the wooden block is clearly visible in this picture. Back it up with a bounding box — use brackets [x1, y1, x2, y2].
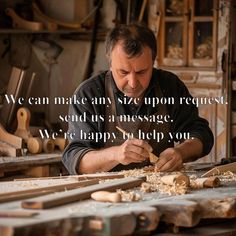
[54, 138, 68, 151]
[22, 177, 146, 209]
[0, 141, 23, 157]
[161, 173, 190, 187]
[27, 137, 43, 154]
[192, 177, 221, 188]
[0, 211, 38, 218]
[42, 139, 55, 153]
[23, 166, 49, 177]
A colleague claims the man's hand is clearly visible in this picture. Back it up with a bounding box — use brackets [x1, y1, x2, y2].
[116, 138, 152, 165]
[155, 147, 184, 171]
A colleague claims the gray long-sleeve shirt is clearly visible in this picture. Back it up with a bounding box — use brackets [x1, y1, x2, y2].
[62, 69, 214, 174]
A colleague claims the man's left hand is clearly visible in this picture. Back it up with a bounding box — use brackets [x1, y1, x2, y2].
[154, 147, 184, 171]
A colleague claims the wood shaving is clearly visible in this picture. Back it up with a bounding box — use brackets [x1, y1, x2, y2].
[117, 189, 141, 202]
[219, 171, 236, 182]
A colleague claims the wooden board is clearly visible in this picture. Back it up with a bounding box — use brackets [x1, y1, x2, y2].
[22, 177, 145, 209]
[0, 179, 98, 203]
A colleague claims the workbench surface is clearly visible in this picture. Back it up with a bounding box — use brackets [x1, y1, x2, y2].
[0, 170, 236, 236]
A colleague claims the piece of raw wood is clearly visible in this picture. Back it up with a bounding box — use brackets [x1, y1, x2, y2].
[14, 107, 32, 141]
[91, 191, 121, 203]
[0, 141, 23, 157]
[201, 162, 236, 177]
[27, 137, 43, 154]
[0, 210, 38, 218]
[5, 8, 43, 31]
[193, 176, 220, 188]
[0, 179, 98, 203]
[33, 6, 58, 31]
[42, 139, 55, 153]
[32, 3, 81, 29]
[161, 173, 190, 187]
[0, 123, 23, 148]
[23, 166, 49, 177]
[21, 177, 145, 209]
[54, 137, 68, 151]
[15, 173, 125, 181]
[115, 126, 159, 164]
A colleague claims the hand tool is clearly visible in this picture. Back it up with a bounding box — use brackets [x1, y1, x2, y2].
[116, 126, 159, 164]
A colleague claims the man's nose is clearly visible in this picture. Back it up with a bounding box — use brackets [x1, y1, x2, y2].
[127, 73, 138, 88]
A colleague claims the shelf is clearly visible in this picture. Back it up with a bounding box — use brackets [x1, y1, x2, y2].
[0, 28, 88, 34]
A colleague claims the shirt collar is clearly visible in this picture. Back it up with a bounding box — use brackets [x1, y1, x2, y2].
[108, 69, 157, 98]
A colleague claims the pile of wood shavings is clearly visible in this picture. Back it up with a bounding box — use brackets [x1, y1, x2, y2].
[116, 189, 141, 202]
[219, 171, 236, 182]
[120, 168, 188, 196]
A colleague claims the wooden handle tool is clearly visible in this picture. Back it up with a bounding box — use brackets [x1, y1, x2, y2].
[14, 107, 32, 141]
[116, 126, 159, 164]
[91, 191, 121, 203]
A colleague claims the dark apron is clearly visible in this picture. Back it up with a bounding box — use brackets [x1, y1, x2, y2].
[104, 71, 173, 171]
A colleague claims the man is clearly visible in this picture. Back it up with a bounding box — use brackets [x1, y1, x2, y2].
[62, 23, 214, 174]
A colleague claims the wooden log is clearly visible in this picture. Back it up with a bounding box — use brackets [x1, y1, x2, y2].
[91, 191, 122, 203]
[160, 173, 190, 187]
[21, 177, 146, 209]
[0, 179, 98, 203]
[192, 177, 221, 188]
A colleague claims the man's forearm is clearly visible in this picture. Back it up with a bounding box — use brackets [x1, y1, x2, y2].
[78, 146, 120, 174]
[175, 137, 204, 162]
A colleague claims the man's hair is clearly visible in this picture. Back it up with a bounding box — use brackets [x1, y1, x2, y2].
[105, 23, 157, 62]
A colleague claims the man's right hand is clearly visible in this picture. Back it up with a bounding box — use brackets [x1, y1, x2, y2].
[115, 139, 152, 165]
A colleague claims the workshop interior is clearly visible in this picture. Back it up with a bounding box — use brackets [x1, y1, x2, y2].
[0, 0, 236, 235]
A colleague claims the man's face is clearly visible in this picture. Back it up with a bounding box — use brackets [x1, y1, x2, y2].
[109, 42, 154, 99]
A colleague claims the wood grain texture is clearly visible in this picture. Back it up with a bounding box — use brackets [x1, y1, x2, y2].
[22, 177, 145, 209]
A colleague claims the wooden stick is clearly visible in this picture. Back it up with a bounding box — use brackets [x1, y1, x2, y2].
[0, 211, 38, 218]
[0, 179, 98, 203]
[14, 173, 125, 181]
[22, 177, 145, 209]
[115, 126, 159, 163]
[201, 162, 236, 177]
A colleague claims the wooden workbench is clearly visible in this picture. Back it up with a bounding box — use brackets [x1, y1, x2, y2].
[0, 152, 67, 178]
[0, 170, 236, 236]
